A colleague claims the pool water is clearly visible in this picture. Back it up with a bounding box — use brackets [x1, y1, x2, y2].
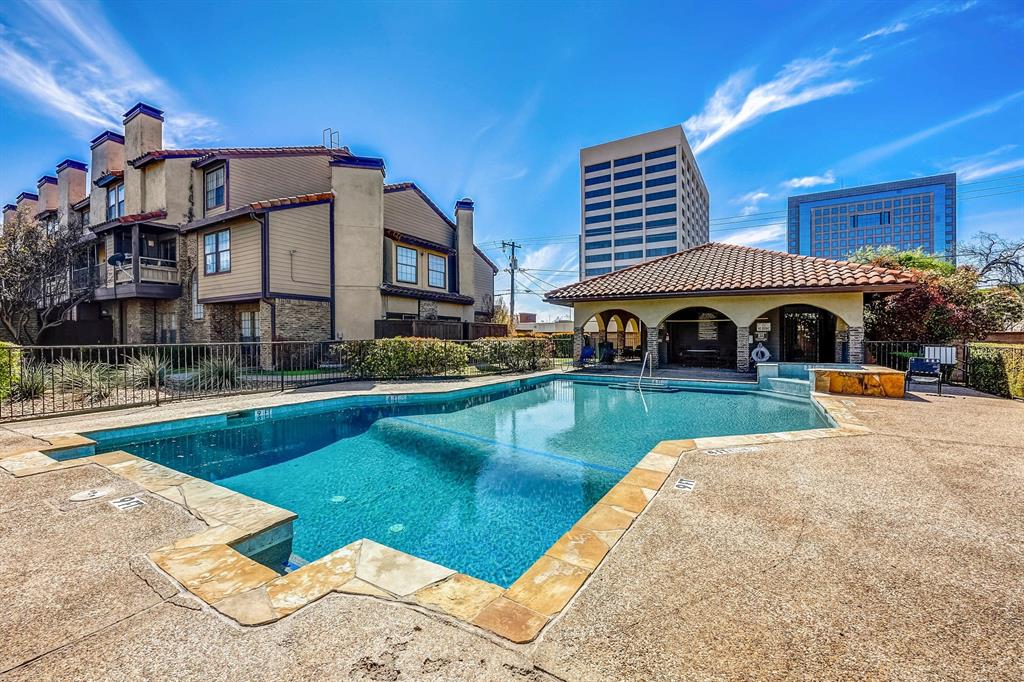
[90, 378, 830, 587]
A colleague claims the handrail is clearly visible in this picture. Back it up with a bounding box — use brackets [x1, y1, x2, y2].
[638, 351, 653, 390]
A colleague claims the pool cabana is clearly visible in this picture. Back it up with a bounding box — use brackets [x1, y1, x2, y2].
[545, 243, 916, 372]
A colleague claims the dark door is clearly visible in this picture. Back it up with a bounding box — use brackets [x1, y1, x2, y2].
[781, 306, 836, 363]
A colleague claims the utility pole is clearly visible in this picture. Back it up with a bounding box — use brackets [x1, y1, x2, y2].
[502, 240, 520, 320]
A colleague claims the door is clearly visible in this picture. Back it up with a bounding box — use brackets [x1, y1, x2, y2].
[781, 306, 836, 363]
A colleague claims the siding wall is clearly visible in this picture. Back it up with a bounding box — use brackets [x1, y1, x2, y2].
[229, 156, 332, 207]
[383, 189, 455, 247]
[474, 251, 496, 314]
[268, 202, 331, 299]
[390, 239, 451, 293]
[196, 216, 262, 301]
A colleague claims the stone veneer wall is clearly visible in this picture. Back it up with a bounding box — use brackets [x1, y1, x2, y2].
[272, 298, 331, 342]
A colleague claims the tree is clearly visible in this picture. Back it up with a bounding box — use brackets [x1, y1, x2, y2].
[846, 245, 955, 275]
[490, 298, 515, 335]
[0, 207, 97, 344]
[850, 247, 1024, 342]
[956, 232, 1024, 289]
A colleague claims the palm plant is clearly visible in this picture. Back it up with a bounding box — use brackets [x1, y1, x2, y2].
[125, 353, 169, 389]
[189, 356, 241, 390]
[53, 359, 117, 403]
[12, 363, 48, 400]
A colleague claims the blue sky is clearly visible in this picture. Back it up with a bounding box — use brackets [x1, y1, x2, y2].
[1, 0, 1022, 319]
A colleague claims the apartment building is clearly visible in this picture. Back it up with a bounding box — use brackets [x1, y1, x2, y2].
[3, 102, 497, 344]
[787, 174, 957, 261]
[579, 125, 709, 279]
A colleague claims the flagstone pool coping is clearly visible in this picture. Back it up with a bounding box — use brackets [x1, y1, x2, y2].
[0, 382, 868, 644]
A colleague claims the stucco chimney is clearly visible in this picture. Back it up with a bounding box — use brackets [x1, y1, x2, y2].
[89, 131, 125, 226]
[36, 175, 58, 217]
[330, 155, 386, 340]
[2, 203, 17, 229]
[122, 102, 164, 215]
[56, 159, 88, 227]
[14, 192, 39, 223]
[455, 198, 476, 311]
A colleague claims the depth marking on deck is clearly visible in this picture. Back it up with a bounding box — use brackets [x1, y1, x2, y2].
[674, 478, 696, 491]
[703, 446, 765, 456]
[109, 496, 146, 511]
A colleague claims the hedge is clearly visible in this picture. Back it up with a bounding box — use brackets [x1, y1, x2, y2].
[967, 345, 1024, 399]
[0, 342, 19, 400]
[341, 337, 469, 379]
[469, 337, 554, 372]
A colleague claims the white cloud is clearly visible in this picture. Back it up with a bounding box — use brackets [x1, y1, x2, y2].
[782, 171, 836, 189]
[842, 90, 1024, 169]
[718, 223, 787, 247]
[951, 145, 1024, 181]
[0, 0, 218, 146]
[684, 50, 865, 154]
[860, 21, 909, 41]
[734, 189, 771, 216]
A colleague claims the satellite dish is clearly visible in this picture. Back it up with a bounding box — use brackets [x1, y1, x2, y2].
[107, 253, 125, 266]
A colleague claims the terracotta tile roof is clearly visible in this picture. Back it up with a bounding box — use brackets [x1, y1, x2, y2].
[247, 192, 333, 210]
[546, 242, 917, 302]
[129, 146, 352, 168]
[113, 209, 167, 224]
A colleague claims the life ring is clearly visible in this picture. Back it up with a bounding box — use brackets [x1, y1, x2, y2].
[751, 343, 771, 363]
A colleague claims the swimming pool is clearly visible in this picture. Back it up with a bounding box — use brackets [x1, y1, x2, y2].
[88, 376, 831, 587]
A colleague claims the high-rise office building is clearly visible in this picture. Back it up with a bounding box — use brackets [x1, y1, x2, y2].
[579, 126, 709, 279]
[787, 174, 956, 261]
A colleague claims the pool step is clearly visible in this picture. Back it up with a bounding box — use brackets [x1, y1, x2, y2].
[762, 377, 810, 396]
[607, 380, 682, 393]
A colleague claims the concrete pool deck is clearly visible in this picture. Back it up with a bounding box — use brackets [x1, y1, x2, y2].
[1, 376, 1021, 679]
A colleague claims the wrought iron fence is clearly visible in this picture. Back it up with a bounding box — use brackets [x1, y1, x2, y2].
[863, 340, 1024, 396]
[0, 338, 574, 422]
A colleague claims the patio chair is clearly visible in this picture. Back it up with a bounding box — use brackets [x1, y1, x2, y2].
[572, 345, 596, 368]
[906, 357, 942, 395]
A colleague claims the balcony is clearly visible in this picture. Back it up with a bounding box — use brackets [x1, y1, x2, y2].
[114, 256, 180, 285]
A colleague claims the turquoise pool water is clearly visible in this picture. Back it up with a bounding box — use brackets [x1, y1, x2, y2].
[89, 377, 830, 587]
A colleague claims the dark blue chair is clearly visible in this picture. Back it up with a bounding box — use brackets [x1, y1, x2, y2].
[573, 345, 596, 368]
[906, 357, 942, 395]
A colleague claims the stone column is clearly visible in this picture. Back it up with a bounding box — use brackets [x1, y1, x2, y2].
[644, 324, 660, 370]
[616, 329, 626, 351]
[834, 328, 849, 363]
[847, 326, 865, 363]
[736, 326, 751, 373]
[573, 325, 584, 359]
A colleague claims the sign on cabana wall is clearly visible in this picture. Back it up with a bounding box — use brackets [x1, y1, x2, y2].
[697, 312, 718, 341]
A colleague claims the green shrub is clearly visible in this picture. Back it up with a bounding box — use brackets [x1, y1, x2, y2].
[12, 363, 47, 400]
[53, 359, 117, 404]
[469, 337, 554, 372]
[342, 338, 469, 379]
[125, 353, 169, 389]
[968, 345, 1024, 399]
[189, 356, 242, 390]
[0, 342, 20, 400]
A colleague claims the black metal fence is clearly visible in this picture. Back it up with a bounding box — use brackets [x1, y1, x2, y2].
[0, 338, 574, 422]
[864, 340, 1024, 398]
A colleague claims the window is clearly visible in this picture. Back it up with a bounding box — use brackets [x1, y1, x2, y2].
[646, 189, 676, 201]
[615, 250, 643, 260]
[586, 239, 612, 249]
[646, 246, 675, 257]
[646, 232, 677, 243]
[645, 160, 676, 173]
[613, 154, 641, 167]
[585, 213, 611, 224]
[584, 174, 610, 186]
[427, 254, 446, 288]
[240, 311, 258, 341]
[646, 203, 676, 216]
[585, 200, 611, 211]
[106, 183, 125, 220]
[614, 168, 642, 180]
[203, 229, 231, 274]
[646, 217, 676, 228]
[205, 166, 225, 210]
[615, 222, 642, 232]
[645, 146, 675, 160]
[191, 277, 204, 320]
[585, 226, 612, 237]
[585, 253, 612, 263]
[157, 313, 178, 343]
[614, 195, 641, 206]
[584, 161, 610, 173]
[614, 209, 642, 220]
[645, 175, 675, 188]
[585, 267, 611, 276]
[614, 236, 643, 246]
[614, 181, 642, 193]
[585, 187, 611, 199]
[396, 245, 418, 283]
